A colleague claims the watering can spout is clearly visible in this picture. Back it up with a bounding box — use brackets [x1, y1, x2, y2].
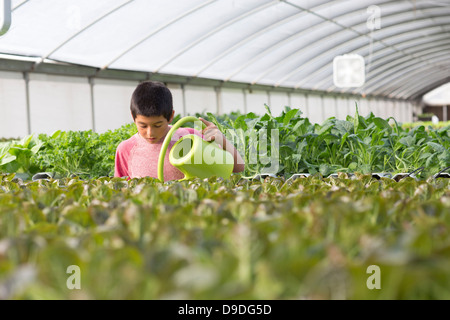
[157, 116, 234, 182]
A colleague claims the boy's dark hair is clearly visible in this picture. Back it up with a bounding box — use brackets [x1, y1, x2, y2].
[130, 81, 173, 121]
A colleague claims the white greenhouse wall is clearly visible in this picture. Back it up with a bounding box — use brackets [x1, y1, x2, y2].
[289, 93, 308, 117]
[348, 98, 359, 116]
[0, 71, 28, 139]
[269, 92, 290, 116]
[220, 88, 245, 115]
[0, 71, 418, 139]
[92, 78, 138, 133]
[306, 95, 323, 124]
[336, 96, 348, 119]
[374, 99, 385, 119]
[358, 98, 370, 117]
[386, 100, 395, 119]
[184, 85, 217, 116]
[323, 96, 337, 120]
[245, 90, 269, 115]
[28, 74, 92, 135]
[167, 83, 184, 116]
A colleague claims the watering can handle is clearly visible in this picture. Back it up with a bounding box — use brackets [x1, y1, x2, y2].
[157, 116, 206, 182]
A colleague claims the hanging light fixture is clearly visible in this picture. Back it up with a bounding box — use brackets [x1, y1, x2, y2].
[333, 54, 365, 88]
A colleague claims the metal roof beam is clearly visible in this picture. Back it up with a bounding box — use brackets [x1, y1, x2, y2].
[101, 0, 219, 70]
[396, 71, 450, 100]
[355, 45, 450, 95]
[0, 54, 405, 102]
[370, 56, 450, 97]
[11, 0, 29, 11]
[284, 13, 450, 88]
[153, 0, 279, 73]
[386, 66, 450, 99]
[312, 40, 450, 94]
[304, 30, 450, 91]
[409, 76, 450, 101]
[254, 4, 449, 87]
[223, 0, 385, 82]
[364, 53, 450, 95]
[34, 0, 135, 67]
[194, 8, 308, 77]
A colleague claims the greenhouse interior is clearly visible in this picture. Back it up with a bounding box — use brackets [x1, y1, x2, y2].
[1, 0, 449, 137]
[0, 0, 450, 301]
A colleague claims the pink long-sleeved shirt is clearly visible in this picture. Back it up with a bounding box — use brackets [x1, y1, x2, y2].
[114, 126, 201, 181]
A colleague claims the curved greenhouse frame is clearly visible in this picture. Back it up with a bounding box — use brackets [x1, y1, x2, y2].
[0, 0, 449, 136]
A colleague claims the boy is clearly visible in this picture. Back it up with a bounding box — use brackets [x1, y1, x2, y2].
[114, 81, 245, 181]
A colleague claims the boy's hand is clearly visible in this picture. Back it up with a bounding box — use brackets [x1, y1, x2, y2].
[198, 117, 245, 173]
[199, 117, 225, 145]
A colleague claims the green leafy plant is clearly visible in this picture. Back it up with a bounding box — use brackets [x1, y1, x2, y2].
[1, 173, 449, 299]
[31, 123, 137, 178]
[204, 104, 450, 179]
[2, 104, 449, 180]
[0, 134, 43, 179]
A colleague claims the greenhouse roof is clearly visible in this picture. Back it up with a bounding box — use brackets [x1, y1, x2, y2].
[423, 82, 450, 106]
[0, 0, 449, 101]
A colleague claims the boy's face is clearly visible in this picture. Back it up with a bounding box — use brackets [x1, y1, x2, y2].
[134, 111, 174, 144]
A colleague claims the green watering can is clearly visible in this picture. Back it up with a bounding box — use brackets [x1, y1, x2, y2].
[157, 116, 234, 182]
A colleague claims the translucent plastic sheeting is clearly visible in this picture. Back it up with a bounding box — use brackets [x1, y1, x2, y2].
[423, 82, 450, 106]
[0, 0, 449, 100]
